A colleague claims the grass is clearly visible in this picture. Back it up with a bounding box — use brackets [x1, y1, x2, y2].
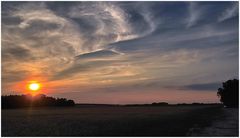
[2, 105, 223, 136]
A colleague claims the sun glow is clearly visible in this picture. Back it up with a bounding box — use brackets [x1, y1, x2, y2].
[28, 82, 41, 91]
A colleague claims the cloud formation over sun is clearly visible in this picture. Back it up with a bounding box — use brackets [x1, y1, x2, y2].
[2, 2, 238, 104]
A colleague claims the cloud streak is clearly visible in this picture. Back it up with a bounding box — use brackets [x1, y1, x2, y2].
[218, 2, 238, 22]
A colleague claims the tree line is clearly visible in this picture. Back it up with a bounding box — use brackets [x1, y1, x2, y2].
[2, 94, 75, 109]
[1, 79, 238, 109]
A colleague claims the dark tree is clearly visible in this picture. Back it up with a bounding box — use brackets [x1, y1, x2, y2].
[217, 79, 239, 108]
[2, 94, 75, 109]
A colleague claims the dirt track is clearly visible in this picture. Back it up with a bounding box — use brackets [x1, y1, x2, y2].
[188, 108, 239, 136]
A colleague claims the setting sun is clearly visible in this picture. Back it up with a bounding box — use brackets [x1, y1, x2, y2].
[28, 82, 40, 91]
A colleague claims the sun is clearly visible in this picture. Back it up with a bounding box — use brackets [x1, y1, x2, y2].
[28, 82, 40, 91]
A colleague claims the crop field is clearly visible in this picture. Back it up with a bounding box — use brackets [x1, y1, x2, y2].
[2, 105, 227, 136]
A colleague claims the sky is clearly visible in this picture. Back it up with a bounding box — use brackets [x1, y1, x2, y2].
[1, 1, 239, 104]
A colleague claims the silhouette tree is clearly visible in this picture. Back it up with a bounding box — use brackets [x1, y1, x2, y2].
[151, 102, 168, 106]
[217, 79, 239, 108]
[2, 94, 75, 109]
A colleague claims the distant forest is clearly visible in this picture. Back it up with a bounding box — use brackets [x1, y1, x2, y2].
[2, 94, 75, 109]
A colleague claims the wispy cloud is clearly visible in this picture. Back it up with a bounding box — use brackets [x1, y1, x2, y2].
[187, 2, 202, 28]
[67, 2, 138, 52]
[218, 2, 238, 22]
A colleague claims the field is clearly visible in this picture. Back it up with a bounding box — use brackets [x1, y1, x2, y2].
[1, 105, 236, 136]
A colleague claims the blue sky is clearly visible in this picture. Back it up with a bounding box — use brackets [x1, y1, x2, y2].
[2, 1, 239, 104]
